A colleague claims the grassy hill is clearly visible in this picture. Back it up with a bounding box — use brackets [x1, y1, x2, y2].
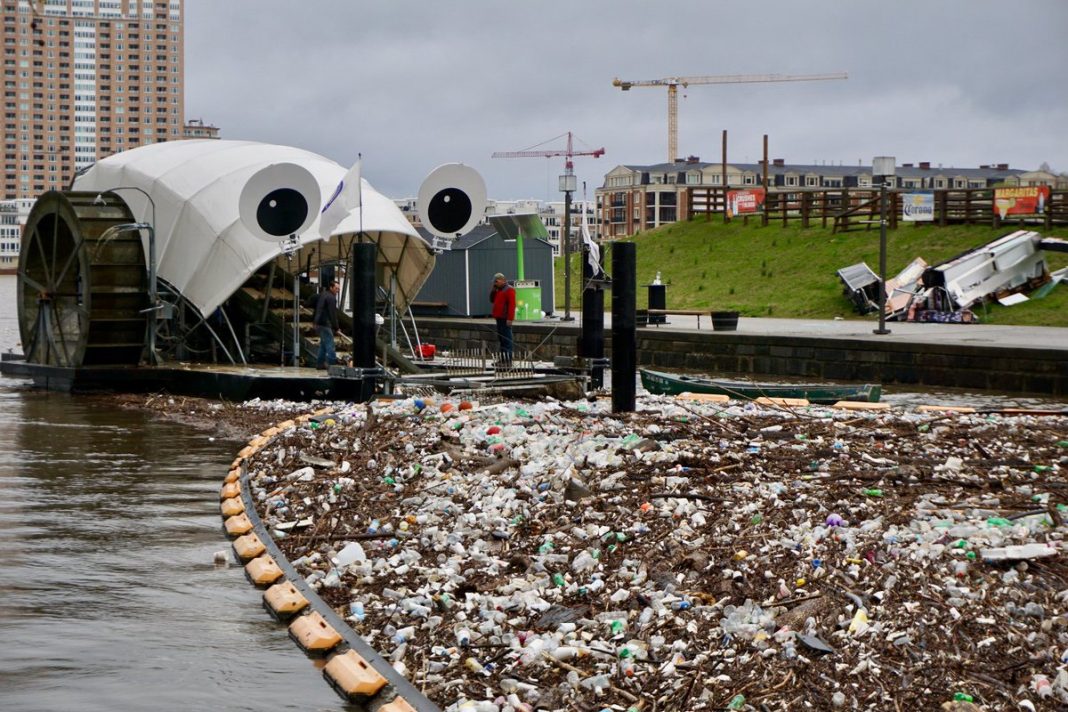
[553, 219, 1068, 326]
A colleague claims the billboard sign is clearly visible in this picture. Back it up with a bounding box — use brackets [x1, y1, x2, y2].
[902, 192, 935, 222]
[994, 186, 1050, 218]
[726, 188, 766, 217]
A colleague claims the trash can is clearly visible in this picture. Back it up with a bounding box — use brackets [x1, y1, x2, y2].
[646, 283, 666, 325]
[711, 311, 739, 331]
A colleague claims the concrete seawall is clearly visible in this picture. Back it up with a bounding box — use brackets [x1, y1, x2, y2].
[416, 316, 1068, 396]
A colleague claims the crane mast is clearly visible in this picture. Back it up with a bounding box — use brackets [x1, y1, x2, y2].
[612, 72, 847, 162]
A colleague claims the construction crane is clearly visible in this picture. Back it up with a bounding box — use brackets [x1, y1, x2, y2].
[492, 131, 605, 180]
[612, 72, 848, 163]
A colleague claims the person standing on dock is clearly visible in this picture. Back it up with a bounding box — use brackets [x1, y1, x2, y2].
[489, 272, 516, 366]
[314, 279, 341, 370]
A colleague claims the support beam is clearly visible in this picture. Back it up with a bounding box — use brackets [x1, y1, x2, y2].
[351, 242, 378, 400]
[611, 242, 636, 412]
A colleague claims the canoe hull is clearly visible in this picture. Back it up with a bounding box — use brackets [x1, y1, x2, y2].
[640, 369, 881, 404]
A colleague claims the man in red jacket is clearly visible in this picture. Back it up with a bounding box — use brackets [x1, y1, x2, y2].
[489, 272, 516, 366]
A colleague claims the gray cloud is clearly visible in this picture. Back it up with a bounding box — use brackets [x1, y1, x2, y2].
[185, 0, 1068, 200]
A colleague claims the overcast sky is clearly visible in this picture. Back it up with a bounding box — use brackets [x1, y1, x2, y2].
[185, 0, 1068, 202]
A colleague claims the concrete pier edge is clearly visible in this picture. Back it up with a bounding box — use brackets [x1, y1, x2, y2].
[416, 316, 1068, 397]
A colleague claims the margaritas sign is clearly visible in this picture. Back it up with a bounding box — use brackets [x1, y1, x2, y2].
[993, 186, 1050, 218]
[726, 188, 766, 217]
[902, 192, 934, 222]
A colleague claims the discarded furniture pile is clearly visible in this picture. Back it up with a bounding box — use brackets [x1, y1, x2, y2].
[837, 230, 1067, 322]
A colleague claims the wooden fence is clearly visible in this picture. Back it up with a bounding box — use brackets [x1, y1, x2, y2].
[687, 187, 1068, 232]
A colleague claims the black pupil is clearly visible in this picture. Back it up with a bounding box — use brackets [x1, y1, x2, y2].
[427, 188, 472, 234]
[256, 188, 309, 237]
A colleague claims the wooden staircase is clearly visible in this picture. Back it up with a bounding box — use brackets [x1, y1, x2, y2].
[227, 262, 420, 374]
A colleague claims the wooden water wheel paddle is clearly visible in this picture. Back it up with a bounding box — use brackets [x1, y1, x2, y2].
[17, 191, 148, 367]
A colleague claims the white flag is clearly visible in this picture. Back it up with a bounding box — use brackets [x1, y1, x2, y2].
[581, 200, 601, 276]
[319, 156, 362, 240]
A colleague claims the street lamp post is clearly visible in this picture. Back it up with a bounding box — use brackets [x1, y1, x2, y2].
[560, 169, 577, 321]
[96, 186, 161, 364]
[872, 157, 895, 336]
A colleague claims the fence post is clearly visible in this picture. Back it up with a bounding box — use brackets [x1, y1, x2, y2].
[841, 188, 849, 232]
[801, 192, 810, 228]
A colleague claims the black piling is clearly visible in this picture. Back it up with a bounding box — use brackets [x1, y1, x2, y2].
[580, 255, 605, 390]
[351, 242, 377, 401]
[611, 242, 636, 413]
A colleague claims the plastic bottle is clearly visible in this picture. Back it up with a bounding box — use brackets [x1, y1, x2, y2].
[727, 694, 746, 710]
[572, 550, 597, 572]
[551, 646, 580, 661]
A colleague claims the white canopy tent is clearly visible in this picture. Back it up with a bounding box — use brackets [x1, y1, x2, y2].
[72, 139, 435, 316]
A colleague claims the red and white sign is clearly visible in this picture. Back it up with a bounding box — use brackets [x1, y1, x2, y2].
[726, 188, 766, 217]
[993, 186, 1050, 218]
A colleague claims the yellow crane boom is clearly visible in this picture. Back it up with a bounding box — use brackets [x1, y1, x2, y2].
[612, 72, 847, 163]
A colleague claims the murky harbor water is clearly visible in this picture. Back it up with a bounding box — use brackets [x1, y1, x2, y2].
[0, 389, 353, 712]
[0, 278, 343, 711]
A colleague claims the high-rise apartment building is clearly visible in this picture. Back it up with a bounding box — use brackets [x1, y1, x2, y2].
[1, 0, 184, 199]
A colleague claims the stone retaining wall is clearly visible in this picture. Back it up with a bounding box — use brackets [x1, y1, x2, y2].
[416, 318, 1067, 396]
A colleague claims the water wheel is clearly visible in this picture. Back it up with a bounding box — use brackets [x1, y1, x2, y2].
[17, 191, 149, 367]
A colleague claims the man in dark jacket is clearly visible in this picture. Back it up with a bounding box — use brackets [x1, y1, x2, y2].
[314, 279, 341, 369]
[489, 272, 516, 365]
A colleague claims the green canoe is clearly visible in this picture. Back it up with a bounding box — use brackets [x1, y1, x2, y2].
[640, 368, 881, 404]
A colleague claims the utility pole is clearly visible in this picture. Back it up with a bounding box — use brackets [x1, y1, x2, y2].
[561, 172, 576, 320]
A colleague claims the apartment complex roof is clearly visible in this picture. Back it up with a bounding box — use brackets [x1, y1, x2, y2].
[620, 160, 1028, 180]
